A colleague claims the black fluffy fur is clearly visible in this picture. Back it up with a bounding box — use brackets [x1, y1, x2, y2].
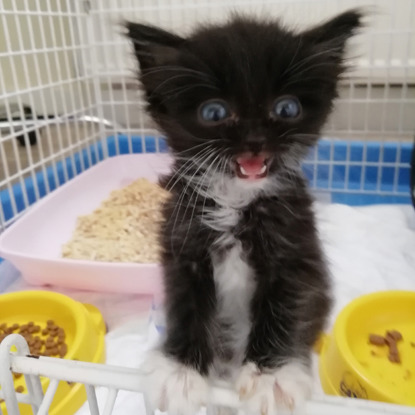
[126, 11, 362, 376]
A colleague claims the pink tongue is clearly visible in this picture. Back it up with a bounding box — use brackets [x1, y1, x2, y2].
[237, 156, 266, 175]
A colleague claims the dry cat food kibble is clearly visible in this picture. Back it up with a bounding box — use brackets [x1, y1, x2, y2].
[62, 178, 169, 263]
[386, 330, 403, 342]
[387, 342, 401, 364]
[369, 329, 403, 364]
[0, 321, 68, 358]
[368, 334, 386, 346]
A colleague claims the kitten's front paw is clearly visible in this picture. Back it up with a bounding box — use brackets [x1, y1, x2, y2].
[273, 362, 312, 414]
[141, 350, 208, 415]
[235, 361, 312, 415]
[236, 363, 276, 415]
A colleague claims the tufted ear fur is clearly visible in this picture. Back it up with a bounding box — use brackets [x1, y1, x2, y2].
[125, 22, 185, 70]
[301, 10, 363, 59]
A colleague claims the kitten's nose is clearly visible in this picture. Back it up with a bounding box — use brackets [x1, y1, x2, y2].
[245, 135, 266, 154]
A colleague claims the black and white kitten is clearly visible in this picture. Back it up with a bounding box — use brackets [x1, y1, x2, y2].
[126, 10, 361, 415]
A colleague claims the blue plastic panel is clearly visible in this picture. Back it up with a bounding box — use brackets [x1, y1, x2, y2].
[1, 136, 413, 225]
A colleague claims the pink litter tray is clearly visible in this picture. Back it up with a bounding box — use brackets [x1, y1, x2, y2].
[0, 154, 172, 294]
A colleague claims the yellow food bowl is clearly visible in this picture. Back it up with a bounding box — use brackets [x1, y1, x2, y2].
[0, 290, 106, 414]
[319, 290, 415, 407]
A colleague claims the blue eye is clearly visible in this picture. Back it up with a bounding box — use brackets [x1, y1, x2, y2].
[273, 96, 301, 119]
[199, 100, 229, 124]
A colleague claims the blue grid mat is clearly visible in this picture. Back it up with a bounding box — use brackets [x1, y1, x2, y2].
[302, 140, 412, 205]
[1, 136, 413, 224]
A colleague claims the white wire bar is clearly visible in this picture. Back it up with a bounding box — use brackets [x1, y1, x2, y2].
[0, 334, 414, 415]
[85, 385, 100, 415]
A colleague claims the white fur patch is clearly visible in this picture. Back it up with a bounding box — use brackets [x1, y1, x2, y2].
[200, 170, 278, 241]
[235, 361, 312, 415]
[203, 204, 241, 234]
[208, 174, 273, 210]
[211, 240, 255, 377]
[141, 350, 208, 415]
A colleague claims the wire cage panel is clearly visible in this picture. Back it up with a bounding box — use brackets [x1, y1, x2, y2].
[82, 0, 415, 138]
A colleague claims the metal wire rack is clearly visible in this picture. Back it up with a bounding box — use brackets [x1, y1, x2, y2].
[1, 334, 414, 415]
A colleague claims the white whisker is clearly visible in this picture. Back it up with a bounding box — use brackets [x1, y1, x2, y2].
[170, 149, 220, 256]
[164, 146, 214, 192]
[179, 152, 224, 254]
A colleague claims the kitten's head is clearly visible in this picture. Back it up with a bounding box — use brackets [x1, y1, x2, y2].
[126, 11, 362, 183]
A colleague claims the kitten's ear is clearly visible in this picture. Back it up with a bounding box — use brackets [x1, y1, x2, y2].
[302, 9, 363, 55]
[125, 22, 185, 69]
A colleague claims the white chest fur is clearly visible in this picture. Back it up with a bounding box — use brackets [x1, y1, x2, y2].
[204, 203, 255, 378]
[212, 239, 255, 375]
[200, 175, 269, 377]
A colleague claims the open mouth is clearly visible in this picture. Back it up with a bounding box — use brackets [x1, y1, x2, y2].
[235, 153, 270, 180]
